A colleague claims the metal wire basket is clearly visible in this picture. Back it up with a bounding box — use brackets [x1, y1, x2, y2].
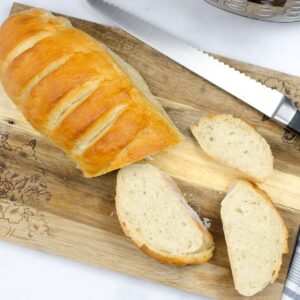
[204, 0, 300, 22]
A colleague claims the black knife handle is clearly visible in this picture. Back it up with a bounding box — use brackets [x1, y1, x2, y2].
[288, 110, 300, 136]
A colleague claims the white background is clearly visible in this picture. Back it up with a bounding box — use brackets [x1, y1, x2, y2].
[0, 0, 299, 299]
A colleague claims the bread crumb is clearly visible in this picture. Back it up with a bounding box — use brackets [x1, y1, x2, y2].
[183, 193, 193, 199]
[202, 217, 212, 229]
[145, 156, 154, 161]
[109, 211, 114, 217]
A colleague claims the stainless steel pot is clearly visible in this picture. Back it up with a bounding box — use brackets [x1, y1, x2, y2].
[204, 0, 300, 22]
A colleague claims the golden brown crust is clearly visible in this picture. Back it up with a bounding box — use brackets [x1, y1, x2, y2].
[3, 28, 99, 102]
[76, 106, 147, 175]
[0, 9, 70, 78]
[0, 9, 183, 177]
[51, 81, 131, 150]
[21, 51, 113, 129]
[105, 117, 182, 177]
[139, 244, 214, 266]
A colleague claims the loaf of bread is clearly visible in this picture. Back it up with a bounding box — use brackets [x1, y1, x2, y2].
[0, 9, 183, 177]
[221, 180, 288, 296]
[191, 114, 273, 182]
[116, 163, 215, 265]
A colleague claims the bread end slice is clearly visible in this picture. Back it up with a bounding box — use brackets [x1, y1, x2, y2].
[221, 180, 288, 296]
[116, 163, 215, 265]
[191, 114, 274, 182]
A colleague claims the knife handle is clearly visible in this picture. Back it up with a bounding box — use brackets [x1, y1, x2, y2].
[288, 110, 300, 136]
[274, 96, 300, 136]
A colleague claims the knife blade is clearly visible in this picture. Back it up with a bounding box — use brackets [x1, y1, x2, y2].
[87, 0, 300, 135]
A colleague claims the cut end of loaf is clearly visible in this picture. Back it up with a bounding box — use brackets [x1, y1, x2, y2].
[116, 163, 214, 265]
[191, 114, 274, 182]
[221, 180, 288, 296]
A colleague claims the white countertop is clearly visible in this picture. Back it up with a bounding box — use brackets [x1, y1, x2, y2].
[0, 1, 299, 299]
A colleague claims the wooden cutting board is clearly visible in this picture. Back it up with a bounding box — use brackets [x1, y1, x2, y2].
[1, 3, 299, 299]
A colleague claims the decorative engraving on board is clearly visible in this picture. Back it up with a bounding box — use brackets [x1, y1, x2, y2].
[261, 115, 300, 151]
[0, 131, 51, 239]
[259, 77, 300, 101]
[282, 128, 300, 151]
[257, 76, 300, 150]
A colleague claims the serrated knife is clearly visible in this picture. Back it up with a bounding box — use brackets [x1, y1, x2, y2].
[87, 0, 300, 135]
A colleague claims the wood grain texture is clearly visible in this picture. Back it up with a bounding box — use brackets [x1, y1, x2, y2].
[0, 3, 299, 299]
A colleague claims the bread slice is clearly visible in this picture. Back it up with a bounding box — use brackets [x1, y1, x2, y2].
[190, 114, 273, 182]
[116, 163, 215, 265]
[221, 180, 288, 296]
